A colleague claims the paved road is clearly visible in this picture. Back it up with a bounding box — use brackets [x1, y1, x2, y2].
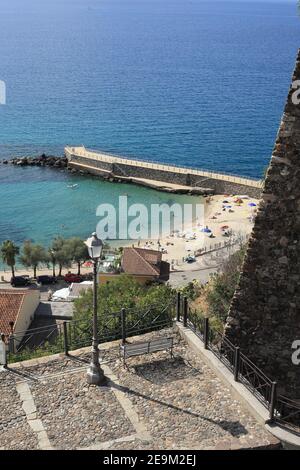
[168, 246, 235, 288]
[168, 266, 220, 288]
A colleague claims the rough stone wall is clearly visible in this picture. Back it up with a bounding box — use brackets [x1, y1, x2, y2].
[188, 175, 261, 198]
[112, 162, 189, 185]
[225, 50, 300, 398]
[68, 155, 113, 172]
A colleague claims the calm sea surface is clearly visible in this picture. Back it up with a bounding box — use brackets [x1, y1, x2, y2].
[0, 0, 299, 247]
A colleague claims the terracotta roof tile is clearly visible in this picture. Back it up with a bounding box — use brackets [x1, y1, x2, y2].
[121, 247, 169, 279]
[0, 289, 29, 335]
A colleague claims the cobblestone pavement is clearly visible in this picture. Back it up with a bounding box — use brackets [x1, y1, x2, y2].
[0, 370, 38, 450]
[31, 369, 135, 449]
[0, 328, 279, 450]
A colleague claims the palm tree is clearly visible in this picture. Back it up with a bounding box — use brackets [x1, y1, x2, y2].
[0, 240, 19, 277]
[20, 241, 48, 278]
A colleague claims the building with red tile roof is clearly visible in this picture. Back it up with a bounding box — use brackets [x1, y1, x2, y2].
[121, 247, 170, 282]
[0, 289, 40, 341]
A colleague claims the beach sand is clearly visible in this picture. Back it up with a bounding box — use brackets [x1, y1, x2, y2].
[0, 194, 259, 283]
[134, 193, 258, 265]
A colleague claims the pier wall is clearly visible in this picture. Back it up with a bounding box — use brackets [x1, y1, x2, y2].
[65, 147, 262, 198]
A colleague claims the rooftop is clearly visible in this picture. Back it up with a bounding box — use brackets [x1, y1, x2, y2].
[0, 289, 34, 335]
[122, 247, 169, 279]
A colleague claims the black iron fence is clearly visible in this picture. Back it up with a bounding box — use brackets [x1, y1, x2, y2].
[124, 301, 175, 342]
[4, 299, 175, 364]
[176, 293, 300, 434]
[275, 395, 300, 433]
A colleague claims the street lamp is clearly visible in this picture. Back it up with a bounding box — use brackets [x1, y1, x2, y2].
[84, 232, 106, 385]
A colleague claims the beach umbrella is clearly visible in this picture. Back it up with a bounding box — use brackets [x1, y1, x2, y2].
[200, 227, 211, 233]
[221, 225, 229, 230]
[225, 205, 232, 208]
[223, 200, 229, 203]
[248, 202, 257, 207]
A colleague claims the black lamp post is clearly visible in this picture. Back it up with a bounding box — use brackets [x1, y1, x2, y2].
[84, 232, 106, 385]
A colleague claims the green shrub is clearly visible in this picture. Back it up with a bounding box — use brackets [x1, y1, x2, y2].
[9, 276, 175, 363]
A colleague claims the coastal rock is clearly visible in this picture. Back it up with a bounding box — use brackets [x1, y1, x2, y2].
[8, 154, 67, 169]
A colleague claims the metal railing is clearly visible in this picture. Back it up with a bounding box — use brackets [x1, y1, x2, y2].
[65, 146, 262, 188]
[5, 322, 66, 363]
[3, 298, 175, 364]
[275, 395, 300, 432]
[238, 352, 273, 408]
[177, 293, 300, 434]
[123, 300, 175, 342]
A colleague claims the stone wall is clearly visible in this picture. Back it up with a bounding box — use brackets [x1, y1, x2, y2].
[68, 155, 113, 172]
[187, 175, 261, 198]
[224, 50, 300, 398]
[67, 153, 262, 198]
[112, 162, 188, 185]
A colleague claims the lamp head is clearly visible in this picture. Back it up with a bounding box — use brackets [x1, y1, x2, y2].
[85, 232, 103, 260]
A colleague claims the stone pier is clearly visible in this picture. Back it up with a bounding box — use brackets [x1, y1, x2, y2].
[65, 146, 262, 198]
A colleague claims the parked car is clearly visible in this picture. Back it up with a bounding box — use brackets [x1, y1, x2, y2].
[64, 273, 83, 284]
[185, 255, 196, 264]
[10, 276, 30, 287]
[36, 275, 57, 285]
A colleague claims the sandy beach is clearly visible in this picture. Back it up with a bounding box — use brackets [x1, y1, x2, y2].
[134, 193, 258, 266]
[0, 194, 259, 283]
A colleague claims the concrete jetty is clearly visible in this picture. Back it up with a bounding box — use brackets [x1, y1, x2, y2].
[65, 146, 262, 197]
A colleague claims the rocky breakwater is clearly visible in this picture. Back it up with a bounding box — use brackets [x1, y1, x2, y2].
[1, 154, 68, 169]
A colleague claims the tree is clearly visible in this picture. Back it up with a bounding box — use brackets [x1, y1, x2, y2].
[19, 241, 49, 278]
[73, 275, 175, 340]
[66, 237, 88, 275]
[0, 240, 19, 277]
[50, 237, 72, 277]
[206, 246, 246, 320]
[190, 245, 247, 331]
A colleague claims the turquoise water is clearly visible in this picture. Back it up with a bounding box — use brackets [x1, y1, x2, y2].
[0, 0, 299, 246]
[0, 164, 200, 246]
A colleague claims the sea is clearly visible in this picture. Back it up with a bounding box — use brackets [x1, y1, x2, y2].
[0, 0, 299, 247]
